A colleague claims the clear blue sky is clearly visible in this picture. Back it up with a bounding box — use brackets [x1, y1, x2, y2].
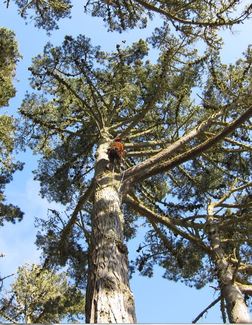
[0, 1, 251, 323]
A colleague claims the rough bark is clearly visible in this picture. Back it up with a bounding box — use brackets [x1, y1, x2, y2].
[85, 139, 136, 323]
[207, 204, 251, 323]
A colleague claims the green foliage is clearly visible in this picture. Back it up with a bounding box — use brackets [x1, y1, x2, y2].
[0, 115, 15, 166]
[9, 0, 252, 39]
[84, 0, 251, 36]
[0, 263, 85, 323]
[135, 223, 212, 288]
[13, 0, 72, 31]
[35, 211, 89, 288]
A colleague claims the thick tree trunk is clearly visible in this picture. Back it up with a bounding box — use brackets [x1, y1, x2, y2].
[207, 205, 251, 323]
[85, 139, 136, 323]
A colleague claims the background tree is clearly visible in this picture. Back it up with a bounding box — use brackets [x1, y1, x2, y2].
[17, 26, 252, 322]
[0, 28, 23, 277]
[129, 180, 252, 323]
[0, 263, 85, 323]
[206, 184, 252, 323]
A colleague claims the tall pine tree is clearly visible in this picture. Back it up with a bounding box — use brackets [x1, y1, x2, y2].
[18, 32, 252, 322]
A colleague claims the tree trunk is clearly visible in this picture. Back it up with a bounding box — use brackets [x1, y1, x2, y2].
[207, 204, 251, 323]
[222, 279, 251, 323]
[85, 139, 136, 323]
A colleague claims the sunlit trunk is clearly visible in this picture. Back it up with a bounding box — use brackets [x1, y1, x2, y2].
[85, 139, 136, 323]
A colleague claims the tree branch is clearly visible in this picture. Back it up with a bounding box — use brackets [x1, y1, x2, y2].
[125, 140, 169, 149]
[192, 296, 221, 323]
[135, 0, 250, 27]
[236, 282, 252, 296]
[214, 181, 252, 208]
[123, 110, 222, 187]
[237, 264, 252, 275]
[59, 180, 94, 244]
[0, 273, 15, 282]
[125, 195, 210, 253]
[126, 149, 161, 157]
[72, 63, 108, 127]
[123, 106, 252, 188]
[119, 47, 181, 138]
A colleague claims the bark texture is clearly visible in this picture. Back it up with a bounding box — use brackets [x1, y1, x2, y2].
[85, 139, 136, 323]
[207, 205, 251, 323]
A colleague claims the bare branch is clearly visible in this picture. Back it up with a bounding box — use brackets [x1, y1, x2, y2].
[214, 182, 252, 208]
[192, 296, 221, 323]
[125, 140, 170, 149]
[126, 125, 158, 139]
[238, 264, 252, 275]
[126, 149, 161, 157]
[19, 0, 36, 16]
[0, 273, 15, 282]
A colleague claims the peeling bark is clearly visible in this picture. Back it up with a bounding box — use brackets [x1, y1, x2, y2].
[85, 139, 136, 323]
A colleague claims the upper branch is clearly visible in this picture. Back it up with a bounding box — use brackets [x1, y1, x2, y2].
[122, 110, 220, 187]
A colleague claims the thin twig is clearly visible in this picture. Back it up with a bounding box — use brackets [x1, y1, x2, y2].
[0, 273, 15, 282]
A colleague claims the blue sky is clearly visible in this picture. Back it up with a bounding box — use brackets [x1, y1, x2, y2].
[0, 1, 252, 323]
